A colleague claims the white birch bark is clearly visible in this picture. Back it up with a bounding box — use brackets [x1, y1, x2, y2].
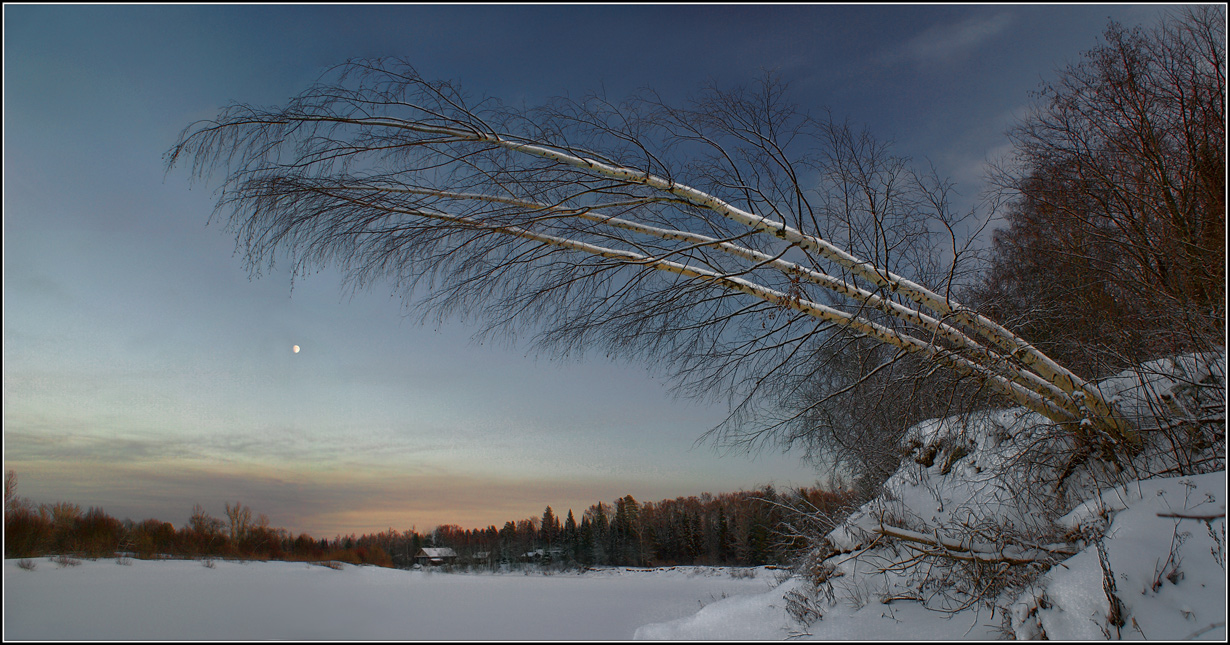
[168, 61, 1135, 448]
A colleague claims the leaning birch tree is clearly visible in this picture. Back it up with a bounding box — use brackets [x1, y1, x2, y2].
[167, 60, 1137, 459]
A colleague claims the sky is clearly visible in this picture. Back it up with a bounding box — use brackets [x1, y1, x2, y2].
[3, 4, 1174, 538]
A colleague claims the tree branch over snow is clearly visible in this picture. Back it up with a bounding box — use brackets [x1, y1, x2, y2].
[1156, 512, 1226, 521]
[873, 523, 1078, 566]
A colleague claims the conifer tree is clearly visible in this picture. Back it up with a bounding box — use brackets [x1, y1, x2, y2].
[563, 510, 578, 564]
[539, 506, 558, 552]
[578, 515, 594, 567]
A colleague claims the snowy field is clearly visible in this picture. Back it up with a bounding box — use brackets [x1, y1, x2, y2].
[2, 560, 785, 640]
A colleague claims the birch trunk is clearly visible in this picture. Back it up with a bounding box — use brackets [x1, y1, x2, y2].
[168, 60, 1137, 456]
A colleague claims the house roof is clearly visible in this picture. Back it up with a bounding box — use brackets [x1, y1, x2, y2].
[416, 547, 457, 558]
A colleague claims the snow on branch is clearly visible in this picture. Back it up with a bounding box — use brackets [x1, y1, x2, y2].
[874, 523, 1078, 566]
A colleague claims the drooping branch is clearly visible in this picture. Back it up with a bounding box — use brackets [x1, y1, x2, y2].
[320, 180, 1086, 419]
[167, 59, 1134, 445]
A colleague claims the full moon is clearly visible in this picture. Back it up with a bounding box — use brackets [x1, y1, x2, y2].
[292, 345, 300, 353]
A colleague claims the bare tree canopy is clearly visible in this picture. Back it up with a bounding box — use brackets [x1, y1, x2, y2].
[983, 5, 1226, 378]
[167, 59, 1138, 455]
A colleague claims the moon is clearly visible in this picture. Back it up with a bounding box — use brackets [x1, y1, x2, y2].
[292, 345, 300, 354]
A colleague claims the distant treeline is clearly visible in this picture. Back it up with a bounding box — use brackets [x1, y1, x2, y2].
[4, 471, 854, 569]
[366, 485, 855, 569]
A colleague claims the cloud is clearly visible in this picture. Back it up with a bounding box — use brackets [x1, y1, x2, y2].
[880, 12, 1014, 67]
[1, 420, 461, 473]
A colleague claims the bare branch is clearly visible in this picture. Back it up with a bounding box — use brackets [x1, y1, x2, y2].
[167, 58, 1139, 459]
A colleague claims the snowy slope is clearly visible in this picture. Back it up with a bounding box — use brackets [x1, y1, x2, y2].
[639, 353, 1226, 640]
[637, 472, 1225, 640]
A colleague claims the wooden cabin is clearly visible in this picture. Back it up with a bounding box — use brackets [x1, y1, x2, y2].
[414, 547, 458, 566]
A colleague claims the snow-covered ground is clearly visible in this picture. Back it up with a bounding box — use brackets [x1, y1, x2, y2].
[638, 471, 1226, 640]
[642, 353, 1227, 641]
[2, 560, 783, 640]
[6, 355, 1224, 640]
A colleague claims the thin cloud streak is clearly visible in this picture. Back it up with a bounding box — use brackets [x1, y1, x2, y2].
[880, 12, 1015, 67]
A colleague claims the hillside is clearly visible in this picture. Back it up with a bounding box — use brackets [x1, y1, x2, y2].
[638, 352, 1226, 639]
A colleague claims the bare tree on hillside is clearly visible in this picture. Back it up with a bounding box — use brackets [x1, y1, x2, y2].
[168, 59, 1141, 468]
[982, 5, 1225, 378]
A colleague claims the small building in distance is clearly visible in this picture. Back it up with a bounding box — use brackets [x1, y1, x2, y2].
[414, 547, 458, 566]
[520, 547, 565, 563]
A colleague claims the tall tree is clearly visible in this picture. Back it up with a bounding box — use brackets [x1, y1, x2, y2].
[585, 503, 610, 565]
[225, 501, 253, 545]
[610, 495, 643, 565]
[170, 57, 1141, 471]
[578, 515, 594, 567]
[983, 6, 1225, 378]
[563, 509, 578, 563]
[539, 506, 558, 552]
[498, 521, 517, 562]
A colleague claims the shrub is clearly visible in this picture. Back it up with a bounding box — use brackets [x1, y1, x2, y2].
[76, 507, 123, 557]
[5, 506, 51, 558]
[52, 554, 81, 568]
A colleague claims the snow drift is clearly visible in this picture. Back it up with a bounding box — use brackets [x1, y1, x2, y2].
[640, 353, 1226, 640]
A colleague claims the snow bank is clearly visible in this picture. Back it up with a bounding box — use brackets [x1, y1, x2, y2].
[640, 353, 1226, 640]
[1014, 471, 1226, 640]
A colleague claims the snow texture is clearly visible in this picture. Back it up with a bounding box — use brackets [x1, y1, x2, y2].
[3, 561, 782, 640]
[641, 352, 1226, 640]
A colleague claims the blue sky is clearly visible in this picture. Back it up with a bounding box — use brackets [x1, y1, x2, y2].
[3, 4, 1169, 537]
